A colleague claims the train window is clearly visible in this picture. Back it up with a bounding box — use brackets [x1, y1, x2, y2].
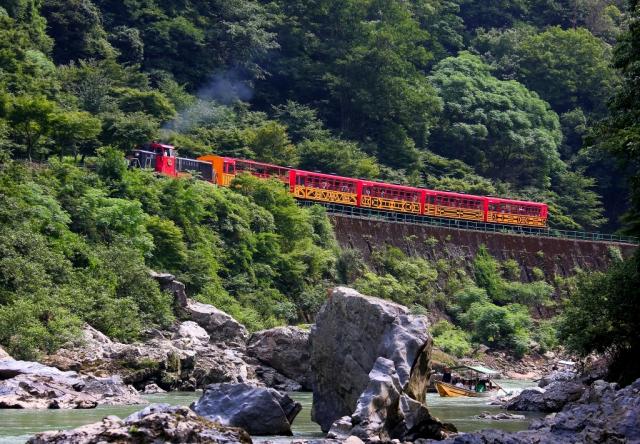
[224, 163, 235, 174]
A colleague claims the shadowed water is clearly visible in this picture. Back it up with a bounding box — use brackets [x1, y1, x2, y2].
[0, 381, 541, 443]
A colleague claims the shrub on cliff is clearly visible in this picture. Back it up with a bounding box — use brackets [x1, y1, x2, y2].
[559, 253, 640, 385]
[432, 320, 473, 358]
[0, 154, 339, 357]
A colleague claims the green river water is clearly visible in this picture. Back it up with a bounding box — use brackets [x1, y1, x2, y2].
[0, 380, 542, 443]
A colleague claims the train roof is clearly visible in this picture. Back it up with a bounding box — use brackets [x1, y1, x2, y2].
[292, 169, 359, 182]
[430, 189, 486, 200]
[359, 179, 423, 193]
[226, 156, 292, 170]
[486, 196, 547, 207]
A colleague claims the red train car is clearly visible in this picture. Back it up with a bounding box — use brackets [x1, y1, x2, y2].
[427, 191, 486, 222]
[129, 142, 178, 177]
[290, 170, 360, 206]
[359, 181, 424, 215]
[486, 197, 547, 227]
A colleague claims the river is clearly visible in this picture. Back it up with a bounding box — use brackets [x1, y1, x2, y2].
[0, 381, 541, 443]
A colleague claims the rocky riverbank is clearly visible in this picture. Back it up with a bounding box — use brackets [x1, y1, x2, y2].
[0, 360, 143, 409]
[27, 403, 253, 443]
[38, 274, 311, 394]
[418, 377, 640, 444]
[5, 281, 640, 443]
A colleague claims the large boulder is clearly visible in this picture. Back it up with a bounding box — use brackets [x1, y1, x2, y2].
[310, 287, 453, 440]
[27, 404, 252, 443]
[191, 383, 302, 436]
[330, 357, 453, 442]
[0, 360, 142, 409]
[247, 326, 312, 390]
[505, 380, 586, 412]
[537, 369, 577, 388]
[184, 299, 249, 345]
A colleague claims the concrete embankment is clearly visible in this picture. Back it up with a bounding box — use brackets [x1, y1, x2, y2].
[330, 215, 637, 281]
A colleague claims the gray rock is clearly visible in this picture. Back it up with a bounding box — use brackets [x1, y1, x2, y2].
[191, 383, 302, 435]
[0, 345, 12, 361]
[143, 383, 166, 394]
[343, 356, 448, 442]
[247, 326, 312, 390]
[327, 416, 353, 440]
[250, 361, 302, 392]
[149, 271, 188, 307]
[174, 321, 211, 345]
[80, 375, 141, 406]
[27, 403, 252, 443]
[505, 380, 585, 412]
[0, 361, 143, 409]
[476, 412, 526, 420]
[310, 287, 435, 432]
[349, 357, 403, 441]
[0, 360, 83, 384]
[537, 370, 576, 388]
[43, 323, 293, 392]
[184, 299, 249, 345]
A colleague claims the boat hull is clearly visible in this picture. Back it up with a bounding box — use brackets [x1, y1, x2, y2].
[435, 381, 493, 398]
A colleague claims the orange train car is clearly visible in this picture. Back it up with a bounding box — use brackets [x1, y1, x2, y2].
[131, 144, 549, 228]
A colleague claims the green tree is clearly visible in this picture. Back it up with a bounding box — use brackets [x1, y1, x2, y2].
[598, 1, 640, 235]
[115, 87, 176, 122]
[8, 95, 57, 161]
[558, 255, 640, 385]
[429, 52, 563, 188]
[515, 27, 617, 116]
[271, 101, 331, 143]
[249, 121, 298, 166]
[297, 139, 380, 179]
[458, 0, 528, 30]
[41, 0, 114, 64]
[49, 110, 101, 159]
[100, 111, 159, 150]
[258, 0, 442, 170]
[95, 0, 278, 88]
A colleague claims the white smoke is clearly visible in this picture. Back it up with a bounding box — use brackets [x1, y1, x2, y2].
[162, 69, 253, 133]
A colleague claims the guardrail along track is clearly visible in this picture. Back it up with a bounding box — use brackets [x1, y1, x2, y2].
[298, 201, 639, 246]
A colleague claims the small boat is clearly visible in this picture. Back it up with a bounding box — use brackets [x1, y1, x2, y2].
[434, 364, 505, 398]
[435, 380, 493, 398]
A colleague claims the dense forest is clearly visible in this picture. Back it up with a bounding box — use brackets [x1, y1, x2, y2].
[0, 0, 639, 383]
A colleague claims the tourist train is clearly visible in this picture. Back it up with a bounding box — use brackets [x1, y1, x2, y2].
[129, 142, 549, 228]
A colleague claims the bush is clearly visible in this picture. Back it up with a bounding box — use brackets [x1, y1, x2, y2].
[431, 320, 473, 358]
[503, 280, 554, 307]
[533, 319, 559, 354]
[558, 253, 640, 385]
[461, 301, 532, 357]
[0, 296, 82, 360]
[474, 246, 506, 303]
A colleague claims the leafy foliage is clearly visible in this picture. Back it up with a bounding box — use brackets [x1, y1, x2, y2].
[428, 52, 563, 188]
[559, 254, 640, 384]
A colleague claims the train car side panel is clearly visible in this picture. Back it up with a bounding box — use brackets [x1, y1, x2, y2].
[432, 192, 485, 222]
[293, 171, 358, 206]
[360, 182, 421, 214]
